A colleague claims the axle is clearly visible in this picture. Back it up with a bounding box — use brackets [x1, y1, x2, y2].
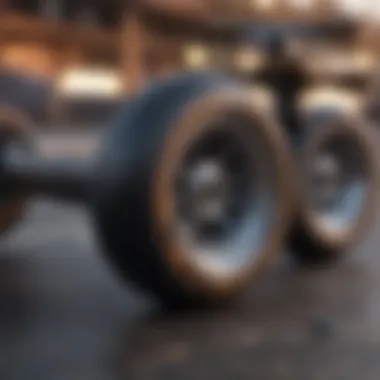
[1, 143, 95, 202]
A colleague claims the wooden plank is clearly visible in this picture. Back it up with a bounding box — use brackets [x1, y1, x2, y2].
[0, 12, 120, 49]
[120, 10, 145, 93]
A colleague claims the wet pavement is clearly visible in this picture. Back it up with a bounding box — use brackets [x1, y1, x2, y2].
[1, 129, 380, 380]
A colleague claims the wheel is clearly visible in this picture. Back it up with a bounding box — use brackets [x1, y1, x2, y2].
[0, 105, 32, 237]
[93, 72, 296, 306]
[289, 107, 378, 264]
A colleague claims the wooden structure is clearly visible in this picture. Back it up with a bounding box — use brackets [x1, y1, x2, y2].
[0, 0, 378, 125]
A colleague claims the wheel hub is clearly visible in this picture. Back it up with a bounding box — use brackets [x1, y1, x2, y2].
[171, 120, 280, 278]
[310, 153, 342, 207]
[185, 159, 230, 224]
[304, 130, 370, 235]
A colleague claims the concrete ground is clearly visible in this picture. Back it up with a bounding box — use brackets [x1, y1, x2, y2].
[1, 129, 380, 380]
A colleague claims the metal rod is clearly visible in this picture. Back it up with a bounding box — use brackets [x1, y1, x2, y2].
[1, 144, 95, 202]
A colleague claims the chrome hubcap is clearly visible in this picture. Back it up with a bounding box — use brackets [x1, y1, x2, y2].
[185, 159, 230, 224]
[171, 120, 279, 278]
[310, 153, 342, 208]
[305, 132, 369, 234]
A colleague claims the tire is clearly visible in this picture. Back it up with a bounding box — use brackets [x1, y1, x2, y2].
[289, 107, 378, 265]
[92, 72, 296, 306]
[0, 105, 32, 237]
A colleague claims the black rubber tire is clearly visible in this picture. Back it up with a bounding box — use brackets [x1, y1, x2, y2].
[289, 107, 378, 265]
[92, 72, 296, 306]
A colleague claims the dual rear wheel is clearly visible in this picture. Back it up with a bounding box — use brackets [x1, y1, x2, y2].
[95, 73, 378, 306]
[1, 72, 378, 307]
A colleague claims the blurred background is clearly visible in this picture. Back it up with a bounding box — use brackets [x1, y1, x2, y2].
[0, 0, 379, 127]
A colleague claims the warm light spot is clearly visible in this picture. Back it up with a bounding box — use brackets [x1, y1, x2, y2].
[301, 87, 361, 111]
[183, 44, 209, 69]
[57, 67, 123, 98]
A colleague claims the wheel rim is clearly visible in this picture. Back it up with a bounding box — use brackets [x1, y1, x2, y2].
[172, 115, 278, 279]
[305, 131, 369, 236]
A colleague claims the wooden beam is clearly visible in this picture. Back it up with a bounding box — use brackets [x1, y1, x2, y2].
[0, 12, 120, 49]
[120, 10, 145, 93]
